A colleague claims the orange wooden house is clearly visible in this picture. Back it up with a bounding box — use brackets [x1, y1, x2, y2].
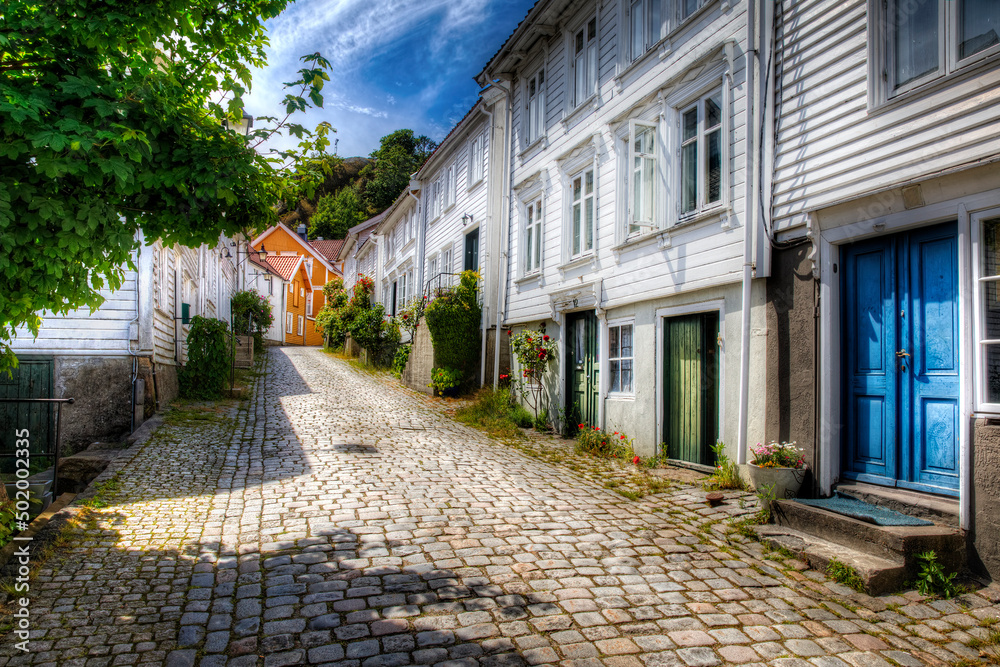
[251, 223, 343, 346]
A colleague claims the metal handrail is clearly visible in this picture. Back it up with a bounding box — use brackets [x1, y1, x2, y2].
[0, 397, 74, 500]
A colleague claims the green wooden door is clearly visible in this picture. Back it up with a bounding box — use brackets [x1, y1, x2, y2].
[663, 313, 719, 465]
[567, 312, 599, 428]
[0, 357, 54, 475]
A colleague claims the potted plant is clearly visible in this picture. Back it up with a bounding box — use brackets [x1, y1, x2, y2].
[747, 441, 807, 503]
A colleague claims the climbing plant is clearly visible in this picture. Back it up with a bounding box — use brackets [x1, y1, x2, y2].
[179, 317, 232, 399]
[424, 271, 482, 392]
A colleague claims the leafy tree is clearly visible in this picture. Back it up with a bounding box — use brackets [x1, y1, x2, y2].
[309, 186, 366, 239]
[0, 0, 333, 372]
[361, 129, 437, 213]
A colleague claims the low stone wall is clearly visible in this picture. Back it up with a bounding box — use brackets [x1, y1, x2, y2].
[971, 418, 1000, 581]
[402, 325, 434, 395]
[55, 356, 133, 455]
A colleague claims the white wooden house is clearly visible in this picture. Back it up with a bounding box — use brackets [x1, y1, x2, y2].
[339, 213, 384, 293]
[9, 232, 243, 453]
[476, 0, 772, 465]
[763, 0, 1000, 579]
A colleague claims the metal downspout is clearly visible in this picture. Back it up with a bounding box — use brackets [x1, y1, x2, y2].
[493, 82, 513, 388]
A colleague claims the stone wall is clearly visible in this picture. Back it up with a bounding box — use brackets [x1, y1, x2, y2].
[55, 356, 133, 455]
[153, 362, 179, 410]
[971, 419, 1000, 581]
[403, 325, 434, 395]
[764, 243, 819, 496]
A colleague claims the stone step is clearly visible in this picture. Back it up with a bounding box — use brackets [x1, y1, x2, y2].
[754, 524, 908, 595]
[771, 498, 965, 572]
[834, 481, 960, 528]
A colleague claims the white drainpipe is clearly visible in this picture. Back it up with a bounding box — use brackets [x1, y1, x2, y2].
[486, 82, 513, 389]
[737, 0, 758, 465]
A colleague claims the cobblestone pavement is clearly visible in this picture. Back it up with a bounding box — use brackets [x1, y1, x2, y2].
[2, 346, 999, 667]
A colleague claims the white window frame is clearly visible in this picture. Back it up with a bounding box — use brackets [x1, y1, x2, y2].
[428, 254, 439, 283]
[297, 315, 304, 336]
[441, 246, 454, 286]
[524, 198, 544, 275]
[973, 207, 1000, 413]
[606, 318, 636, 397]
[626, 119, 659, 238]
[870, 0, 1000, 107]
[572, 16, 599, 108]
[570, 167, 596, 258]
[677, 87, 725, 220]
[628, 0, 667, 63]
[286, 312, 293, 334]
[677, 0, 710, 23]
[306, 291, 313, 316]
[468, 133, 486, 188]
[525, 67, 546, 147]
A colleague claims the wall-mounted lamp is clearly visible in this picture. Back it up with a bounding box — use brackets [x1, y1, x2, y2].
[461, 213, 473, 226]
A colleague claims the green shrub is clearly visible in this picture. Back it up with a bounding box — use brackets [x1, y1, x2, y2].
[179, 316, 232, 399]
[231, 289, 274, 350]
[511, 404, 534, 428]
[430, 367, 464, 396]
[914, 551, 960, 599]
[575, 425, 634, 460]
[424, 271, 481, 392]
[533, 408, 550, 431]
[455, 386, 527, 440]
[392, 344, 411, 377]
[704, 441, 747, 491]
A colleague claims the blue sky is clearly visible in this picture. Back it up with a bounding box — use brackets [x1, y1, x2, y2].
[245, 0, 537, 159]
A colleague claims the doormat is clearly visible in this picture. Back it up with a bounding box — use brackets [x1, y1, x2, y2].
[794, 492, 934, 526]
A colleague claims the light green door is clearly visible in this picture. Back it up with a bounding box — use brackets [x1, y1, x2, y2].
[567, 312, 599, 428]
[0, 356, 54, 475]
[663, 313, 719, 465]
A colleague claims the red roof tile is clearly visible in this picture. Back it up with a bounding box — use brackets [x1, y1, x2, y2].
[309, 239, 344, 262]
[264, 255, 302, 281]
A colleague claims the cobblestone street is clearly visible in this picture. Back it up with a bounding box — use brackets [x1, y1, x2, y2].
[2, 347, 999, 667]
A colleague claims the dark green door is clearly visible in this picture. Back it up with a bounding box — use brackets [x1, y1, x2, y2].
[464, 228, 480, 272]
[0, 357, 54, 475]
[663, 313, 719, 465]
[566, 312, 599, 428]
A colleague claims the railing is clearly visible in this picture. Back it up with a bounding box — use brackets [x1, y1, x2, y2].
[423, 272, 484, 307]
[0, 397, 74, 503]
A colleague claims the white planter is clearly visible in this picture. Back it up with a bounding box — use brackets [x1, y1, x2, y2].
[747, 464, 806, 506]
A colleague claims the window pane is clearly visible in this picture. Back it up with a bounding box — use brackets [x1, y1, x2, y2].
[682, 107, 698, 141]
[610, 360, 621, 392]
[648, 0, 661, 44]
[621, 324, 633, 357]
[707, 127, 721, 204]
[610, 326, 620, 358]
[894, 0, 939, 88]
[587, 42, 598, 95]
[621, 359, 633, 393]
[961, 0, 1000, 59]
[631, 0, 644, 59]
[984, 219, 1000, 277]
[642, 156, 654, 222]
[534, 222, 542, 267]
[575, 53, 586, 105]
[706, 92, 722, 129]
[682, 0, 699, 20]
[682, 141, 697, 213]
[585, 198, 594, 251]
[585, 169, 594, 195]
[576, 30, 584, 55]
[984, 283, 1000, 339]
[573, 202, 582, 255]
[987, 344, 1000, 403]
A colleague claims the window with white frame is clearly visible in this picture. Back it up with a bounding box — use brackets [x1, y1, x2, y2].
[628, 121, 657, 236]
[680, 89, 723, 217]
[306, 291, 313, 316]
[428, 255, 438, 283]
[875, 0, 999, 100]
[608, 322, 634, 394]
[286, 312, 293, 334]
[524, 198, 543, 273]
[445, 164, 456, 209]
[571, 168, 595, 256]
[629, 0, 665, 62]
[679, 0, 709, 22]
[976, 214, 1000, 410]
[573, 18, 598, 107]
[442, 246, 453, 284]
[406, 269, 413, 305]
[525, 68, 545, 146]
[468, 133, 485, 186]
[266, 277, 273, 296]
[297, 315, 304, 336]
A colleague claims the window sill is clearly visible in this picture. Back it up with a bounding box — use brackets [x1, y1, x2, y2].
[558, 253, 597, 275]
[518, 136, 548, 161]
[612, 227, 668, 259]
[606, 392, 635, 401]
[675, 204, 730, 231]
[561, 95, 598, 127]
[515, 271, 542, 287]
[467, 177, 484, 192]
[871, 49, 1000, 114]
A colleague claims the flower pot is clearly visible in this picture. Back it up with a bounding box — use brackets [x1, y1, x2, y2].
[747, 464, 806, 505]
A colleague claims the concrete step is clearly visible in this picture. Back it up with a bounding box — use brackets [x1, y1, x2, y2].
[771, 499, 965, 573]
[834, 482, 960, 528]
[754, 524, 908, 595]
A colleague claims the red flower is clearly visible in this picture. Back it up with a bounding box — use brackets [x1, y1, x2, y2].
[633, 456, 640, 465]
[543, 335, 550, 341]
[578, 423, 585, 429]
[621, 435, 626, 440]
[537, 351, 545, 359]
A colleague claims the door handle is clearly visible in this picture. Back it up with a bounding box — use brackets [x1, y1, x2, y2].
[896, 349, 910, 358]
[896, 349, 910, 372]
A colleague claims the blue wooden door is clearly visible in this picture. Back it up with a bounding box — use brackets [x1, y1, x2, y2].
[842, 223, 959, 496]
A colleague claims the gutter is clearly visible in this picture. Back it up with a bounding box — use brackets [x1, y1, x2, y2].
[479, 104, 494, 387]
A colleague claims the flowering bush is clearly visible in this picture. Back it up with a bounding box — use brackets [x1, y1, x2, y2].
[429, 367, 464, 395]
[750, 441, 806, 469]
[394, 297, 424, 340]
[510, 329, 558, 424]
[231, 289, 274, 350]
[574, 425, 634, 459]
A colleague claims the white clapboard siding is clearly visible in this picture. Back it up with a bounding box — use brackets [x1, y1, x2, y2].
[772, 0, 1000, 233]
[504, 0, 750, 324]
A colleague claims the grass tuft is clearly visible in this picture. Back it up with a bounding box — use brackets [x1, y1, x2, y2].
[454, 387, 531, 441]
[827, 558, 866, 593]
